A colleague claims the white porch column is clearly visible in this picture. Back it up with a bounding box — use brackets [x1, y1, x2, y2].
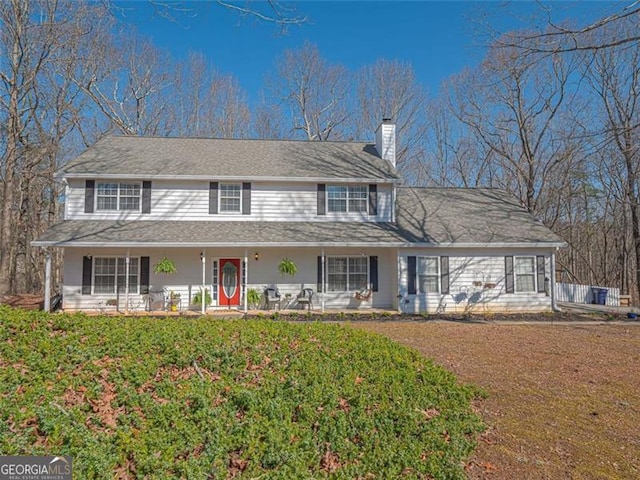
[321, 248, 325, 313]
[44, 249, 51, 312]
[243, 249, 248, 313]
[201, 250, 206, 314]
[124, 249, 130, 314]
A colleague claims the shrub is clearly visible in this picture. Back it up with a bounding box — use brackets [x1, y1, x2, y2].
[0, 306, 484, 479]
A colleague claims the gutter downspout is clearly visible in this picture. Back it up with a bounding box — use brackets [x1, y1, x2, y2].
[551, 249, 561, 312]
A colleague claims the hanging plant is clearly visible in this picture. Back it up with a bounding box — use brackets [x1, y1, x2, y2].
[153, 256, 177, 274]
[278, 257, 298, 277]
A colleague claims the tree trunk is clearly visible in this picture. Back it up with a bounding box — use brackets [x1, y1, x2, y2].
[0, 0, 23, 294]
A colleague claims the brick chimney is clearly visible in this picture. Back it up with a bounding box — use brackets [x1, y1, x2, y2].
[375, 118, 396, 167]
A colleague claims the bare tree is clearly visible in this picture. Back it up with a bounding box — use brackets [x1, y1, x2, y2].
[582, 18, 640, 297]
[0, 0, 64, 294]
[216, 0, 307, 33]
[493, 2, 640, 54]
[170, 52, 250, 138]
[267, 42, 350, 141]
[0, 0, 112, 294]
[447, 43, 588, 224]
[420, 97, 497, 188]
[76, 34, 174, 136]
[353, 59, 428, 177]
[252, 99, 286, 139]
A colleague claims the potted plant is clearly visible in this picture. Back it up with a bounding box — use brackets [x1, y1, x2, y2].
[247, 288, 262, 309]
[169, 290, 180, 311]
[192, 288, 212, 307]
[154, 256, 177, 275]
[278, 257, 298, 277]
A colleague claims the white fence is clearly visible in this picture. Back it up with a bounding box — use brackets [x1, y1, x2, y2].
[555, 282, 620, 307]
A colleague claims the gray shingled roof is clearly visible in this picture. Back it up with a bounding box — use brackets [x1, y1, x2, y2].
[58, 136, 400, 181]
[396, 188, 565, 245]
[34, 188, 565, 247]
[33, 221, 408, 247]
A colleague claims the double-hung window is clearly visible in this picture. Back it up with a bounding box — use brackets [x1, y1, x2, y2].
[418, 257, 439, 293]
[515, 257, 536, 292]
[327, 256, 368, 292]
[93, 257, 139, 294]
[96, 182, 141, 211]
[327, 185, 368, 213]
[219, 184, 242, 213]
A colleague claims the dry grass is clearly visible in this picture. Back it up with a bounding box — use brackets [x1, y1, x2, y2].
[354, 320, 640, 480]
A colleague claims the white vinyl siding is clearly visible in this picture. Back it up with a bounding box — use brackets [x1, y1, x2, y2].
[93, 257, 139, 294]
[398, 249, 553, 314]
[327, 256, 368, 292]
[418, 257, 439, 293]
[327, 185, 368, 213]
[515, 256, 536, 292]
[66, 180, 394, 222]
[96, 182, 141, 211]
[219, 184, 242, 213]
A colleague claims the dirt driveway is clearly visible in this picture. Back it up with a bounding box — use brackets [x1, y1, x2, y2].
[355, 320, 640, 480]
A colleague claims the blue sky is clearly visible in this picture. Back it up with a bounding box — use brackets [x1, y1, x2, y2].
[116, 1, 614, 103]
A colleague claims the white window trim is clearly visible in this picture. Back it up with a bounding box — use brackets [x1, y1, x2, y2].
[218, 183, 242, 214]
[95, 182, 142, 212]
[326, 185, 368, 214]
[211, 259, 219, 304]
[514, 256, 536, 293]
[417, 256, 440, 294]
[327, 255, 369, 292]
[92, 256, 140, 295]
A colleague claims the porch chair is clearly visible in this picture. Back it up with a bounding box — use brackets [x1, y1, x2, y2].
[296, 288, 314, 311]
[263, 287, 281, 310]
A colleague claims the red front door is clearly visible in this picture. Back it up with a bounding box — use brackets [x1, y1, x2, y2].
[219, 259, 241, 307]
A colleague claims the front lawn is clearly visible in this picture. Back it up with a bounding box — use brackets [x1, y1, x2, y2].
[0, 307, 483, 479]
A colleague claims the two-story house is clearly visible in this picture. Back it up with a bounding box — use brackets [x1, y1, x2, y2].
[33, 120, 565, 313]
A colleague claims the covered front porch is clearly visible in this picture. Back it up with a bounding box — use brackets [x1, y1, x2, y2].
[54, 246, 397, 314]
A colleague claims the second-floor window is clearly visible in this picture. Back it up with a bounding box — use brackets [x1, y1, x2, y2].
[96, 182, 141, 211]
[327, 185, 368, 213]
[219, 184, 242, 213]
